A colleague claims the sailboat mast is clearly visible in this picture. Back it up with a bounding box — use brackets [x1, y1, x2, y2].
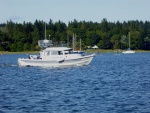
[129, 32, 130, 49]
[80, 38, 81, 51]
[72, 34, 74, 51]
[45, 23, 46, 39]
[67, 31, 69, 47]
[75, 34, 76, 51]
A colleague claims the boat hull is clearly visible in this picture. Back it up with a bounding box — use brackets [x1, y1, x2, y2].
[122, 50, 135, 54]
[18, 54, 95, 67]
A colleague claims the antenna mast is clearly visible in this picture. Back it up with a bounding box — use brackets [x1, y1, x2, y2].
[45, 23, 46, 39]
[129, 32, 130, 49]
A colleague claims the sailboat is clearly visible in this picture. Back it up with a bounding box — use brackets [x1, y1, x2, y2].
[122, 32, 135, 54]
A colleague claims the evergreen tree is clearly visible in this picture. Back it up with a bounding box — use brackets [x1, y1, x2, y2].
[0, 19, 150, 51]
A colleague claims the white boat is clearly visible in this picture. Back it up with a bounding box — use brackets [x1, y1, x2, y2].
[122, 32, 135, 54]
[18, 47, 95, 67]
[122, 49, 135, 54]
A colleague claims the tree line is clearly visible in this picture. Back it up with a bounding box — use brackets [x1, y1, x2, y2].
[0, 18, 150, 52]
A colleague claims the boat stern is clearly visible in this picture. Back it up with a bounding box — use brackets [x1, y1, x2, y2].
[18, 58, 29, 66]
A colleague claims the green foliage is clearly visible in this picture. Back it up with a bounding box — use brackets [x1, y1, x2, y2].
[111, 34, 120, 49]
[0, 19, 150, 52]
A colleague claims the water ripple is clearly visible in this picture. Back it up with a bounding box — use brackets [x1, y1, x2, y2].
[0, 53, 150, 112]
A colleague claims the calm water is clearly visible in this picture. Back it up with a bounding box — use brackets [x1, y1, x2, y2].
[0, 52, 150, 113]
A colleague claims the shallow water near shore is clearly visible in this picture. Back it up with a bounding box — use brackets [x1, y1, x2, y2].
[0, 52, 150, 113]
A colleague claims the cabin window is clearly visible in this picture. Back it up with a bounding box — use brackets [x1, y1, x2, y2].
[44, 51, 50, 56]
[64, 51, 69, 55]
[58, 51, 63, 55]
[51, 51, 59, 55]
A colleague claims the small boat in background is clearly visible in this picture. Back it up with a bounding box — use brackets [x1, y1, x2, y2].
[122, 48, 135, 54]
[122, 32, 135, 54]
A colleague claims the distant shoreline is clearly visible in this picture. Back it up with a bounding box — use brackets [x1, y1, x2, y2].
[0, 50, 150, 54]
[0, 51, 39, 54]
[85, 50, 150, 54]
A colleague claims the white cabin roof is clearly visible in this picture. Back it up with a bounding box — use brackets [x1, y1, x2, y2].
[92, 45, 98, 49]
[44, 47, 72, 51]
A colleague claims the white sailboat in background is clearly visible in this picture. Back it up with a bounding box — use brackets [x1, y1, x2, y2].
[122, 32, 135, 54]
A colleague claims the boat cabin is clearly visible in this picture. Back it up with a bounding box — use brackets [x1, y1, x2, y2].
[39, 47, 82, 60]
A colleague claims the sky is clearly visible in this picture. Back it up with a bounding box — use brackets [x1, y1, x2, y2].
[0, 0, 150, 24]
